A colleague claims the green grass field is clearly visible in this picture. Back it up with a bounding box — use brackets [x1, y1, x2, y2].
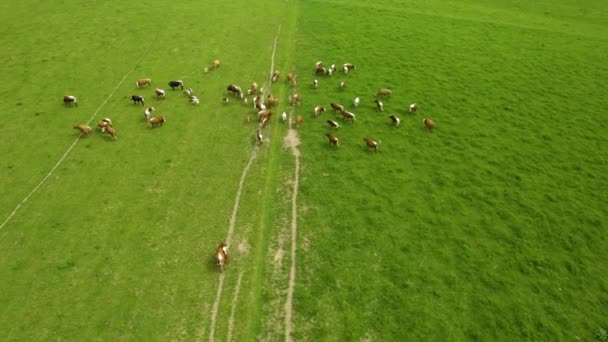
[0, 0, 606, 340]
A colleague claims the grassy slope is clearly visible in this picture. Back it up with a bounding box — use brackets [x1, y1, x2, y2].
[0, 0, 297, 340]
[292, 0, 608, 340]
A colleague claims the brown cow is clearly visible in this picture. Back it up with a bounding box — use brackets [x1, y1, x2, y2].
[341, 111, 356, 122]
[326, 133, 339, 147]
[247, 82, 258, 95]
[227, 84, 243, 98]
[97, 118, 112, 130]
[136, 78, 152, 87]
[267, 95, 279, 108]
[363, 137, 379, 151]
[330, 102, 344, 113]
[102, 126, 117, 140]
[155, 88, 166, 99]
[377, 88, 392, 97]
[423, 118, 436, 130]
[314, 105, 326, 117]
[295, 115, 304, 127]
[149, 116, 166, 127]
[215, 242, 229, 273]
[212, 60, 221, 69]
[327, 119, 340, 129]
[289, 93, 301, 106]
[73, 124, 91, 135]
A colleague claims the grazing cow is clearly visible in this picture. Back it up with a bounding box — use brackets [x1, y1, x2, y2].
[282, 112, 287, 122]
[326, 133, 339, 147]
[363, 137, 379, 151]
[190, 96, 199, 105]
[313, 79, 318, 89]
[256, 129, 263, 144]
[102, 126, 117, 140]
[287, 72, 297, 84]
[144, 106, 155, 120]
[222, 97, 229, 104]
[204, 67, 210, 73]
[168, 80, 184, 90]
[389, 114, 400, 127]
[343, 63, 356, 72]
[271, 70, 280, 83]
[130, 95, 144, 105]
[423, 118, 436, 130]
[409, 103, 417, 113]
[315, 65, 326, 75]
[377, 88, 392, 97]
[256, 103, 267, 112]
[253, 95, 261, 108]
[227, 84, 243, 98]
[73, 124, 91, 135]
[63, 95, 78, 107]
[248, 82, 258, 95]
[257, 109, 272, 121]
[215, 242, 229, 273]
[341, 111, 356, 122]
[295, 115, 303, 127]
[327, 119, 340, 129]
[343, 65, 349, 74]
[184, 88, 193, 97]
[97, 118, 112, 130]
[267, 95, 279, 108]
[330, 64, 337, 75]
[315, 61, 323, 68]
[374, 99, 384, 112]
[155, 88, 166, 99]
[289, 93, 301, 106]
[130, 95, 144, 106]
[212, 60, 221, 69]
[149, 115, 166, 127]
[353, 97, 360, 108]
[314, 105, 326, 117]
[330, 103, 344, 113]
[339, 81, 346, 91]
[136, 78, 152, 87]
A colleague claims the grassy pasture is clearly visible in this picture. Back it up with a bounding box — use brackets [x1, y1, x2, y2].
[0, 0, 607, 341]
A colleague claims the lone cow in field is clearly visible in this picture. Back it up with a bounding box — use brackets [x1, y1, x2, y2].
[64, 95, 78, 107]
[364, 137, 379, 152]
[423, 118, 436, 130]
[215, 242, 229, 273]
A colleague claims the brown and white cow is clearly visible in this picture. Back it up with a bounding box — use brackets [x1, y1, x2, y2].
[330, 102, 344, 113]
[377, 88, 392, 97]
[271, 70, 280, 83]
[326, 133, 339, 148]
[314, 105, 326, 117]
[63, 95, 78, 107]
[256, 129, 263, 144]
[212, 60, 221, 69]
[155, 88, 166, 99]
[327, 119, 340, 129]
[289, 93, 301, 106]
[247, 82, 258, 95]
[73, 124, 91, 135]
[363, 137, 379, 151]
[97, 118, 112, 130]
[215, 242, 229, 273]
[102, 125, 117, 140]
[409, 103, 418, 113]
[149, 116, 166, 127]
[313, 79, 318, 89]
[423, 118, 435, 130]
[315, 65, 326, 75]
[287, 72, 297, 85]
[341, 111, 356, 122]
[184, 88, 193, 97]
[227, 84, 243, 98]
[343, 63, 356, 72]
[295, 115, 303, 127]
[339, 81, 346, 91]
[136, 78, 152, 87]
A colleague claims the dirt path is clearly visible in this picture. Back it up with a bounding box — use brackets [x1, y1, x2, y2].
[226, 271, 244, 342]
[0, 38, 157, 233]
[283, 114, 301, 342]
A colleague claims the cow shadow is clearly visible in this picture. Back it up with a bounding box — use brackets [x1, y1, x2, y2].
[205, 253, 220, 273]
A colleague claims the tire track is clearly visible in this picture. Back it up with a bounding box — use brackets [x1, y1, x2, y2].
[283, 114, 301, 342]
[0, 38, 157, 233]
[207, 24, 282, 342]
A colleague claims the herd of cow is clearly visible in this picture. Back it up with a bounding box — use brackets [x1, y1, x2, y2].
[64, 58, 436, 272]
